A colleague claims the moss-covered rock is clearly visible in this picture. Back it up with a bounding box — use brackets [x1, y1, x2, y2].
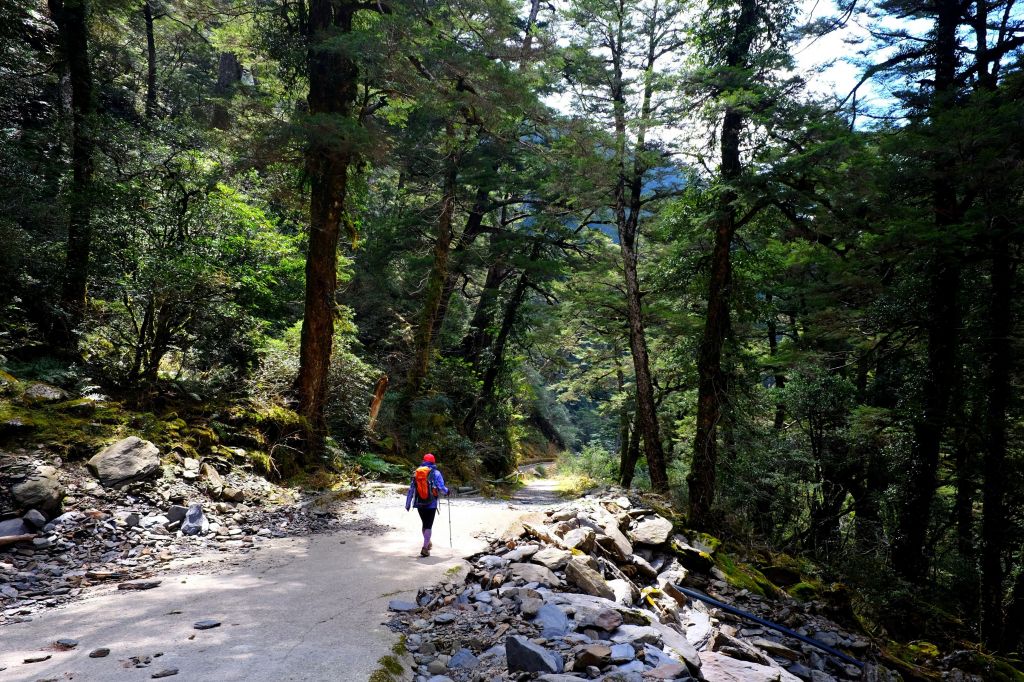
[787, 581, 820, 601]
[714, 552, 781, 598]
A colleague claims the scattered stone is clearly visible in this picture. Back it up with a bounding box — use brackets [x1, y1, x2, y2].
[193, 619, 221, 630]
[12, 465, 64, 514]
[508, 562, 562, 587]
[506, 635, 564, 674]
[89, 648, 111, 658]
[118, 580, 162, 591]
[628, 515, 673, 545]
[54, 638, 78, 649]
[532, 546, 571, 570]
[388, 600, 418, 612]
[23, 654, 52, 663]
[23, 382, 67, 402]
[88, 437, 162, 487]
[151, 668, 179, 678]
[533, 604, 572, 637]
[222, 487, 245, 503]
[448, 648, 479, 669]
[166, 505, 188, 524]
[181, 504, 209, 536]
[0, 517, 32, 537]
[574, 643, 611, 669]
[565, 557, 615, 600]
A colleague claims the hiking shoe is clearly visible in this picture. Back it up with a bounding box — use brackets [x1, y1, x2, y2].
[420, 546, 430, 557]
[427, 541, 432, 550]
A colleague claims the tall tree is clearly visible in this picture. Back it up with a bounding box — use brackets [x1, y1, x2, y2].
[48, 0, 95, 348]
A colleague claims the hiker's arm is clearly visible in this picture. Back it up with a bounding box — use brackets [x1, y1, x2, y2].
[405, 482, 414, 510]
[436, 470, 450, 496]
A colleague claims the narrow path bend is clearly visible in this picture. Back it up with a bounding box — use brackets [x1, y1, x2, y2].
[0, 479, 561, 681]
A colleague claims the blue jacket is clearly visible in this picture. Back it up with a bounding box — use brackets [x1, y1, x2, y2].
[405, 462, 449, 510]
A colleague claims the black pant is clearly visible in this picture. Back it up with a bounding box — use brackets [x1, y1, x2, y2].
[417, 507, 436, 530]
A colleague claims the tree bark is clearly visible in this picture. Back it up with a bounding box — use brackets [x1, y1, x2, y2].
[620, 409, 642, 489]
[892, 0, 962, 580]
[212, 52, 242, 129]
[463, 244, 538, 437]
[143, 0, 157, 119]
[982, 218, 1012, 647]
[688, 0, 757, 527]
[295, 0, 358, 461]
[368, 375, 388, 431]
[49, 0, 95, 349]
[406, 141, 458, 402]
[766, 294, 786, 429]
[428, 186, 489, 344]
[458, 249, 510, 363]
[610, 4, 668, 493]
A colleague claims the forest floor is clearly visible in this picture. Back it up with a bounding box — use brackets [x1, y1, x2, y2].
[0, 478, 561, 681]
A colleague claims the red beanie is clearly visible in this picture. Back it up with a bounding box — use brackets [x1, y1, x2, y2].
[423, 453, 435, 463]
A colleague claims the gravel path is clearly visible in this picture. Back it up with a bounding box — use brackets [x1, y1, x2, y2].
[0, 480, 560, 681]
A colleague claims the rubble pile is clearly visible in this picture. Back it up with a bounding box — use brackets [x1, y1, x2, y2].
[386, 492, 908, 682]
[0, 439, 348, 625]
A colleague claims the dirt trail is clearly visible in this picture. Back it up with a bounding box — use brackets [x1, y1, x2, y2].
[0, 479, 561, 682]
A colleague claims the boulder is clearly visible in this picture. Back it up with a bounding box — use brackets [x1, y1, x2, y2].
[650, 619, 702, 670]
[0, 517, 32, 537]
[609, 624, 662, 647]
[671, 536, 715, 573]
[505, 544, 539, 562]
[573, 643, 611, 670]
[506, 635, 564, 674]
[532, 546, 571, 570]
[628, 515, 673, 545]
[88, 437, 161, 487]
[23, 509, 47, 529]
[180, 503, 209, 536]
[509, 562, 562, 587]
[599, 523, 634, 560]
[608, 578, 639, 605]
[566, 558, 615, 600]
[201, 463, 224, 496]
[11, 464, 64, 514]
[561, 527, 596, 553]
[22, 382, 67, 403]
[533, 604, 572, 637]
[222, 487, 245, 503]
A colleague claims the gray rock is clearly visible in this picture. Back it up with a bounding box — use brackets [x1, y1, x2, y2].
[562, 527, 596, 552]
[599, 523, 634, 560]
[533, 604, 572, 637]
[166, 505, 188, 524]
[566, 558, 615, 600]
[0, 518, 32, 537]
[11, 465, 64, 514]
[115, 511, 140, 527]
[505, 544, 540, 562]
[609, 643, 635, 663]
[608, 578, 638, 606]
[650, 619, 702, 671]
[151, 668, 179, 678]
[627, 515, 673, 545]
[533, 546, 571, 570]
[506, 635, 564, 674]
[222, 487, 245, 503]
[573, 643, 611, 669]
[670, 536, 715, 572]
[434, 612, 456, 624]
[89, 648, 110, 658]
[22, 509, 47, 530]
[118, 579, 162, 591]
[194, 619, 221, 630]
[448, 648, 479, 669]
[23, 382, 67, 402]
[701, 651, 801, 681]
[609, 624, 662, 647]
[509, 562, 562, 587]
[389, 600, 419, 612]
[55, 638, 78, 648]
[181, 504, 209, 536]
[201, 463, 224, 496]
[88, 437, 161, 487]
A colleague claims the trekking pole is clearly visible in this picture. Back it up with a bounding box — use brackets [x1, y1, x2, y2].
[447, 494, 453, 555]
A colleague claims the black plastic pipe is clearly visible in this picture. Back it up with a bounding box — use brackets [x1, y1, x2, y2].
[672, 584, 865, 669]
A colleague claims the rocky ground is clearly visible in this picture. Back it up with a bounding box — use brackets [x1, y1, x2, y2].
[379, 490, 982, 682]
[1, 436, 360, 627]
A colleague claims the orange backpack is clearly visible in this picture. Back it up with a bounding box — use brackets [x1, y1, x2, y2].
[413, 466, 438, 505]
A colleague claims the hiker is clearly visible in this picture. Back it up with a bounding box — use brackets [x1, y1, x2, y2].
[405, 453, 450, 556]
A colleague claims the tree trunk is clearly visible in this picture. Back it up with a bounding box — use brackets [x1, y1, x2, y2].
[406, 143, 458, 402]
[687, 0, 757, 526]
[368, 375, 388, 431]
[610, 5, 668, 493]
[143, 0, 157, 119]
[620, 410, 642, 489]
[767, 295, 786, 429]
[463, 245, 537, 437]
[458, 250, 509, 363]
[428, 186, 489, 345]
[212, 52, 242, 129]
[615, 343, 631, 463]
[295, 0, 357, 461]
[49, 0, 95, 349]
[982, 218, 1012, 647]
[892, 0, 962, 580]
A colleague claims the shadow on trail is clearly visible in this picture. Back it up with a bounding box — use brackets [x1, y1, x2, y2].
[509, 478, 562, 507]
